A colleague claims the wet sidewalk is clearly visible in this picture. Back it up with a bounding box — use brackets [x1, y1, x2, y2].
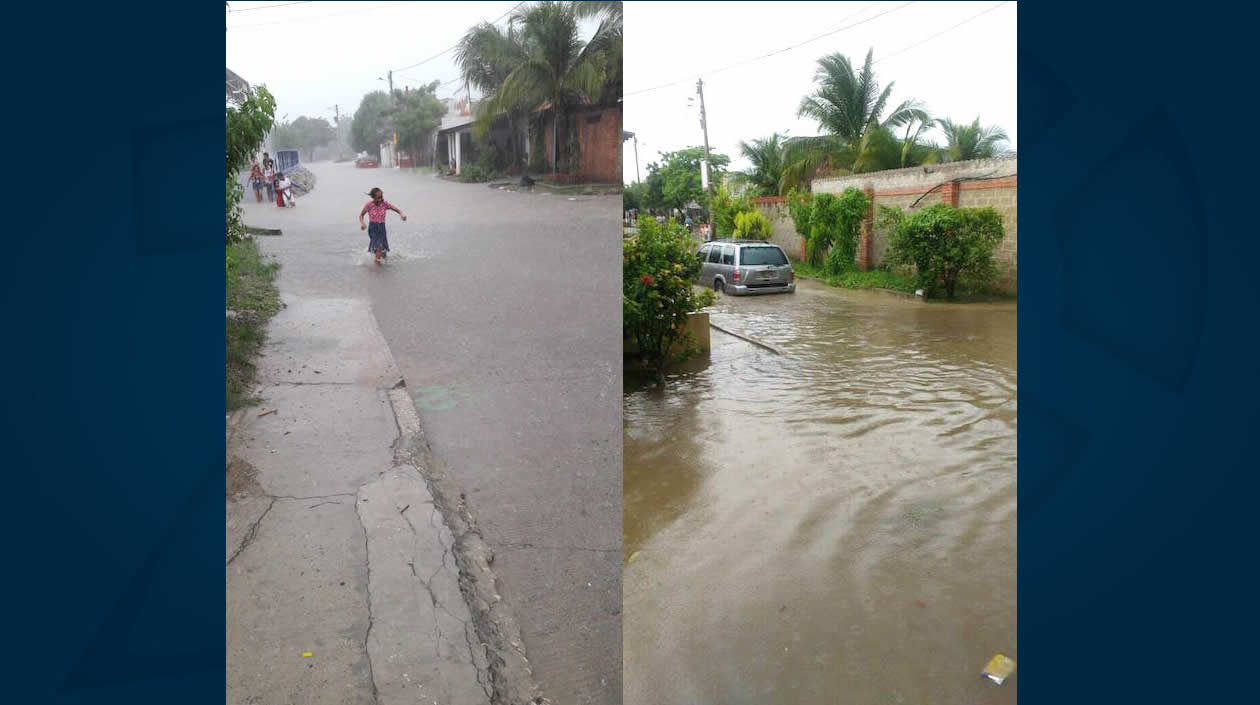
[226, 291, 492, 705]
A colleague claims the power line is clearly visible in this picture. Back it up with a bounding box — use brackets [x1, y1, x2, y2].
[228, 1, 313, 13]
[621, 1, 916, 100]
[227, 1, 411, 29]
[390, 1, 525, 73]
[875, 1, 1011, 65]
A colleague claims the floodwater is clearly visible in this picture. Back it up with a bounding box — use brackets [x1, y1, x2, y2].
[624, 282, 1017, 704]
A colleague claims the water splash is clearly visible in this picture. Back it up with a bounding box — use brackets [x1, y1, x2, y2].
[349, 229, 433, 266]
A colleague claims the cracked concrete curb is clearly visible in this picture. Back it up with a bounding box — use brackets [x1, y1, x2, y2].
[357, 467, 492, 705]
[387, 387, 548, 705]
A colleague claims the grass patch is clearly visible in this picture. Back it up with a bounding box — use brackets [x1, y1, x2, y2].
[794, 262, 917, 293]
[226, 239, 281, 411]
[794, 261, 1015, 301]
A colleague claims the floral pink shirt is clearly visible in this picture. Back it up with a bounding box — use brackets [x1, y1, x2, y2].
[361, 200, 395, 223]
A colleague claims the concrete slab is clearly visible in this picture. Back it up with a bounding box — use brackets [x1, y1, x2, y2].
[234, 384, 397, 498]
[258, 295, 401, 388]
[226, 500, 374, 705]
[357, 467, 492, 705]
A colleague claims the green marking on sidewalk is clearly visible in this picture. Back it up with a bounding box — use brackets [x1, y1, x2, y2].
[413, 386, 457, 411]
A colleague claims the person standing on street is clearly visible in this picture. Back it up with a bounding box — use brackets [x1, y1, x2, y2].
[263, 163, 276, 201]
[249, 162, 264, 203]
[359, 187, 406, 265]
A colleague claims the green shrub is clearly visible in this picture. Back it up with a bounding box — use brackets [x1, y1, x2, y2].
[802, 188, 867, 272]
[805, 194, 837, 267]
[712, 185, 754, 238]
[787, 188, 813, 237]
[624, 218, 715, 377]
[226, 178, 246, 244]
[460, 164, 493, 183]
[226, 86, 276, 245]
[733, 210, 773, 240]
[475, 143, 499, 174]
[885, 203, 1005, 299]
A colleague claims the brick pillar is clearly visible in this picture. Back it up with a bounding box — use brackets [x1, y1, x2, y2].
[857, 185, 875, 271]
[941, 180, 960, 207]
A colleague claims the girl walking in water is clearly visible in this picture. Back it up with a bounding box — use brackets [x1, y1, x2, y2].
[359, 187, 406, 264]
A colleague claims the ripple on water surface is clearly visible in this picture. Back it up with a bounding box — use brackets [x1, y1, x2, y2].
[624, 289, 1017, 705]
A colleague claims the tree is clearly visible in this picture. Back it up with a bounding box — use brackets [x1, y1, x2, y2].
[623, 181, 645, 212]
[644, 146, 730, 217]
[882, 203, 1005, 298]
[352, 91, 392, 157]
[575, 0, 623, 108]
[640, 167, 665, 210]
[623, 217, 714, 380]
[711, 184, 754, 238]
[736, 133, 787, 196]
[796, 187, 867, 270]
[782, 49, 930, 191]
[822, 188, 869, 274]
[937, 117, 1009, 161]
[225, 85, 276, 243]
[394, 83, 444, 166]
[492, 1, 621, 175]
[733, 210, 773, 240]
[270, 115, 335, 162]
[456, 20, 530, 170]
[787, 188, 814, 246]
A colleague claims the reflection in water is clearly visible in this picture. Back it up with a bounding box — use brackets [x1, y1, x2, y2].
[624, 284, 1017, 705]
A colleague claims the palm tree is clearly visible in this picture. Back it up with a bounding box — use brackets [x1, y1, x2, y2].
[455, 21, 529, 169]
[490, 1, 621, 175]
[891, 101, 940, 168]
[782, 48, 929, 191]
[937, 117, 1009, 161]
[736, 133, 787, 196]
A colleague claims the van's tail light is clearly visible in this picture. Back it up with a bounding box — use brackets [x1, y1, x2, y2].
[733, 269, 741, 282]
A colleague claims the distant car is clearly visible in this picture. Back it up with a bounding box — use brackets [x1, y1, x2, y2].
[356, 156, 379, 168]
[696, 240, 795, 295]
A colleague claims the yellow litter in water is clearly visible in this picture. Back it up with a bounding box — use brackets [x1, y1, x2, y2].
[302, 652, 313, 658]
[627, 551, 641, 565]
[982, 653, 1015, 684]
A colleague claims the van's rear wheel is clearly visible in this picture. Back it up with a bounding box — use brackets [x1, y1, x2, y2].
[713, 279, 724, 294]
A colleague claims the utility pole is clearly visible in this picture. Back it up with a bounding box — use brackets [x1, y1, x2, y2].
[378, 70, 397, 168]
[633, 133, 641, 184]
[623, 131, 641, 184]
[696, 78, 715, 230]
[333, 104, 342, 161]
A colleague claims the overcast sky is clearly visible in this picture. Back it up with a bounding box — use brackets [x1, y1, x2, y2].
[622, 1, 1017, 183]
[226, 1, 525, 124]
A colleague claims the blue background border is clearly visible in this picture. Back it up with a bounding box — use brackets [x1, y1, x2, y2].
[2, 2, 1258, 703]
[1, 4, 222, 703]
[1019, 2, 1258, 702]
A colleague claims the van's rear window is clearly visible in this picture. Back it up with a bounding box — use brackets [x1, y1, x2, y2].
[740, 247, 788, 266]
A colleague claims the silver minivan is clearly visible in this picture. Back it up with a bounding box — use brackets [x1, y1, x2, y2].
[696, 240, 796, 295]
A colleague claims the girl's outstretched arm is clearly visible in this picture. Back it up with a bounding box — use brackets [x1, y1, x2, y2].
[390, 203, 407, 221]
[359, 205, 368, 230]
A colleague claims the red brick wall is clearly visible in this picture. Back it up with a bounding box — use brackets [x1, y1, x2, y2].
[539, 105, 622, 183]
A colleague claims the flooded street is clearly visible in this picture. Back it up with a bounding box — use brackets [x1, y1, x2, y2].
[624, 281, 1017, 704]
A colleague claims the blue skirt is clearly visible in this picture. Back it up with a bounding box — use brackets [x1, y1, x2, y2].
[367, 222, 389, 253]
